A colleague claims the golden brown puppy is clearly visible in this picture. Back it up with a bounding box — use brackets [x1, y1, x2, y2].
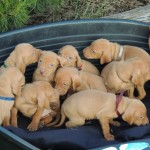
[101, 58, 150, 100]
[58, 45, 100, 75]
[54, 67, 107, 96]
[0, 67, 25, 126]
[0, 43, 41, 74]
[54, 90, 149, 140]
[32, 51, 66, 84]
[83, 38, 150, 65]
[11, 81, 60, 131]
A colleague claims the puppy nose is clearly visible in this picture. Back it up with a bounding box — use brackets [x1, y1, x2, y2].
[40, 69, 45, 74]
[83, 48, 86, 54]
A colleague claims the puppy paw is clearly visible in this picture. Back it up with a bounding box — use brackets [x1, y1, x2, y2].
[114, 121, 121, 127]
[27, 122, 38, 131]
[109, 120, 120, 127]
[2, 118, 10, 127]
[104, 133, 115, 141]
[112, 121, 120, 127]
[50, 102, 59, 111]
[39, 116, 53, 128]
[11, 121, 18, 127]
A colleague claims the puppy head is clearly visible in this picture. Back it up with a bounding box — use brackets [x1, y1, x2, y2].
[11, 68, 25, 96]
[122, 100, 149, 126]
[54, 67, 78, 96]
[83, 39, 112, 64]
[15, 43, 42, 65]
[58, 45, 82, 68]
[36, 51, 66, 78]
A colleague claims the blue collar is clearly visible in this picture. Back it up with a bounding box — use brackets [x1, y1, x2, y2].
[3, 63, 8, 68]
[0, 96, 15, 101]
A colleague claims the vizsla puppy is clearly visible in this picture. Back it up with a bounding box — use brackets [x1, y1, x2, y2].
[54, 90, 149, 140]
[32, 51, 66, 84]
[11, 81, 60, 131]
[83, 38, 150, 65]
[54, 67, 107, 96]
[0, 67, 25, 126]
[101, 58, 150, 100]
[0, 43, 42, 74]
[58, 45, 100, 75]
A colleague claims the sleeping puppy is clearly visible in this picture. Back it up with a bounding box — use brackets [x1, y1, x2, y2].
[58, 45, 100, 75]
[54, 67, 107, 96]
[54, 90, 149, 141]
[83, 38, 150, 65]
[0, 67, 25, 126]
[32, 51, 66, 84]
[101, 57, 150, 100]
[11, 81, 60, 131]
[0, 43, 42, 74]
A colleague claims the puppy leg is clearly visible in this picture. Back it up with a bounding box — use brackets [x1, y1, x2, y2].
[65, 118, 85, 128]
[132, 74, 145, 100]
[11, 107, 18, 127]
[2, 114, 10, 126]
[27, 107, 44, 131]
[136, 85, 146, 100]
[127, 86, 135, 98]
[99, 117, 115, 141]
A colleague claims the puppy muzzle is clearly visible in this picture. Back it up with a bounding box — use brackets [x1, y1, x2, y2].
[55, 87, 67, 96]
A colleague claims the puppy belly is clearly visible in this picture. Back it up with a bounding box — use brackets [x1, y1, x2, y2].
[18, 104, 52, 119]
[64, 105, 96, 121]
[0, 101, 14, 125]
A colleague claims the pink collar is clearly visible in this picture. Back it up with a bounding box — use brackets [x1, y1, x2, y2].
[116, 91, 124, 116]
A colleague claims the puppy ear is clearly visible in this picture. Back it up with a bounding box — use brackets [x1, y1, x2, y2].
[16, 57, 26, 73]
[76, 55, 82, 68]
[11, 79, 21, 96]
[36, 49, 42, 55]
[71, 74, 81, 91]
[100, 51, 112, 64]
[57, 56, 67, 67]
[122, 108, 135, 125]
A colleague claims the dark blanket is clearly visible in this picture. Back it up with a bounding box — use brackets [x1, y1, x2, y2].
[5, 86, 150, 150]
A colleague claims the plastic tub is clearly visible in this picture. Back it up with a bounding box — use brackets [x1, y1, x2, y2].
[0, 19, 150, 150]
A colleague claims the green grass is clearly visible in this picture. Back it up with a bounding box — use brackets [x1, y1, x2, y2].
[0, 0, 63, 32]
[0, 0, 149, 32]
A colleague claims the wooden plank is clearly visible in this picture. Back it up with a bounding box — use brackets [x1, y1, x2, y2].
[104, 4, 150, 23]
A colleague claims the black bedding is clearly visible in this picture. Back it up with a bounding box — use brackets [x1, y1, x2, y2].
[5, 86, 150, 150]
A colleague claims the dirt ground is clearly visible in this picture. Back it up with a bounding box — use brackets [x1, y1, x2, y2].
[27, 0, 150, 25]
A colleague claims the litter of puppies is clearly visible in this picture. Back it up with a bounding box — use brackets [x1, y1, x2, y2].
[0, 37, 150, 141]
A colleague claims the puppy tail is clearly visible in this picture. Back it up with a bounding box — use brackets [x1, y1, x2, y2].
[54, 109, 66, 127]
[46, 111, 61, 127]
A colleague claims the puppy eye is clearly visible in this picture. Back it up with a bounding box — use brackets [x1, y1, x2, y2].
[91, 49, 95, 53]
[39, 60, 42, 63]
[62, 83, 67, 86]
[49, 64, 54, 68]
[67, 56, 72, 60]
[140, 116, 144, 119]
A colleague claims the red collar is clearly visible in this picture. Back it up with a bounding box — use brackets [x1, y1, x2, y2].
[116, 91, 124, 116]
